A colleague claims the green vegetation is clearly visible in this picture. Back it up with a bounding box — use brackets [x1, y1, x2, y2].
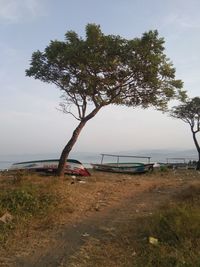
[171, 97, 200, 170]
[0, 187, 54, 216]
[159, 165, 169, 172]
[1, 170, 200, 266]
[135, 195, 200, 266]
[69, 185, 200, 267]
[0, 177, 57, 245]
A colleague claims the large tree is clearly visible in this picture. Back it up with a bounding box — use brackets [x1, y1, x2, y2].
[26, 24, 185, 176]
[171, 97, 200, 170]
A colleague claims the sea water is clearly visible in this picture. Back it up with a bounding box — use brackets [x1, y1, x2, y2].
[0, 150, 197, 171]
[0, 161, 15, 170]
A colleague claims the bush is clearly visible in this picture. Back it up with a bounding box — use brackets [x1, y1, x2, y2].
[0, 188, 55, 216]
[133, 188, 200, 266]
[0, 186, 57, 245]
[159, 165, 169, 172]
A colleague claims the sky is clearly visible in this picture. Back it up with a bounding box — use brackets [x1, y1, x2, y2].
[0, 0, 200, 157]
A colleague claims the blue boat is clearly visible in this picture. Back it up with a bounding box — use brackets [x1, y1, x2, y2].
[92, 154, 154, 174]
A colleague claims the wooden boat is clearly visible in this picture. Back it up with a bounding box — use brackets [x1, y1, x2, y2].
[166, 157, 197, 169]
[92, 154, 154, 174]
[9, 159, 90, 176]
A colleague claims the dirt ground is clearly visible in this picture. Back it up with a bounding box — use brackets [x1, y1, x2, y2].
[1, 169, 200, 267]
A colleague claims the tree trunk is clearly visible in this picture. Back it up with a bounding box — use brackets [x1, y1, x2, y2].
[192, 132, 200, 170]
[57, 120, 87, 176]
[57, 107, 101, 177]
[197, 156, 200, 170]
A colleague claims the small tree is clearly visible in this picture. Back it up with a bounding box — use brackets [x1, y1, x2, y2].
[171, 97, 200, 170]
[26, 24, 185, 176]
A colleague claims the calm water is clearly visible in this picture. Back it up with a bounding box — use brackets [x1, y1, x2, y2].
[0, 150, 197, 171]
[0, 161, 15, 170]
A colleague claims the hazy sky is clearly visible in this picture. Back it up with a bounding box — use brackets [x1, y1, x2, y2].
[0, 0, 200, 156]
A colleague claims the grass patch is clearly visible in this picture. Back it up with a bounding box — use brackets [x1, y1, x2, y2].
[132, 186, 200, 266]
[135, 206, 200, 266]
[0, 175, 58, 245]
[0, 188, 54, 216]
[68, 184, 200, 267]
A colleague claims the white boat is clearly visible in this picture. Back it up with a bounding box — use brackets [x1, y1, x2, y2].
[9, 159, 90, 176]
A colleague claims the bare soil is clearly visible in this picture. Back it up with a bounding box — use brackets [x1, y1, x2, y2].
[0, 169, 200, 267]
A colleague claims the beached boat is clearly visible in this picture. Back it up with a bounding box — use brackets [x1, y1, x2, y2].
[9, 159, 90, 176]
[92, 154, 154, 174]
[166, 157, 197, 170]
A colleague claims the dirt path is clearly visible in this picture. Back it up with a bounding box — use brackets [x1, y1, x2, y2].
[14, 179, 185, 267]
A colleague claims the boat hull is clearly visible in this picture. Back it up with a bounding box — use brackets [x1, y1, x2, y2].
[9, 159, 90, 176]
[92, 163, 153, 174]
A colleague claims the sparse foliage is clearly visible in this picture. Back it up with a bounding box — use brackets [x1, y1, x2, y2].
[171, 97, 200, 169]
[26, 24, 186, 176]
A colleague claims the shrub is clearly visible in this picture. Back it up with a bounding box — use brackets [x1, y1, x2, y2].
[133, 188, 200, 266]
[0, 188, 55, 216]
[0, 186, 57, 245]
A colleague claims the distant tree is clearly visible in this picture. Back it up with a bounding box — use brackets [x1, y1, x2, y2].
[171, 97, 200, 170]
[26, 24, 186, 176]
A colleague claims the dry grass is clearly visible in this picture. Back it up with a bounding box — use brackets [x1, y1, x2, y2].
[0, 169, 199, 266]
[65, 171, 200, 267]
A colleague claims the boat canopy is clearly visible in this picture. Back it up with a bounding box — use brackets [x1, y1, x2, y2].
[100, 154, 151, 165]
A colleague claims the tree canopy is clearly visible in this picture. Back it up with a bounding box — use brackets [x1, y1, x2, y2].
[26, 24, 185, 116]
[26, 24, 186, 176]
[171, 97, 200, 169]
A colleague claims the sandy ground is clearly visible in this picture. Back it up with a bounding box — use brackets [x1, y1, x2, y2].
[0, 169, 200, 267]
